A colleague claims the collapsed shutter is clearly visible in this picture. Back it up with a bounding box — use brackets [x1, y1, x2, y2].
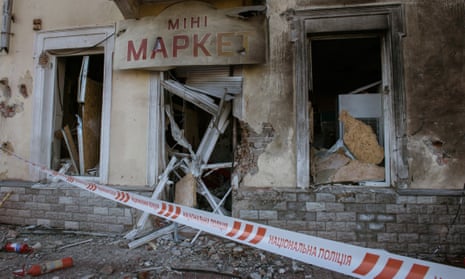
[172, 66, 244, 119]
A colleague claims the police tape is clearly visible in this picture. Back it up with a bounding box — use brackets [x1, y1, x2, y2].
[2, 148, 465, 279]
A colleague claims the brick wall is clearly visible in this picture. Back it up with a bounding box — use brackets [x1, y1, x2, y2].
[2, 181, 465, 263]
[233, 186, 465, 262]
[0, 183, 135, 233]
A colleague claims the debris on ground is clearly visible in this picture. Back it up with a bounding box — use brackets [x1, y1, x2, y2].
[0, 224, 352, 278]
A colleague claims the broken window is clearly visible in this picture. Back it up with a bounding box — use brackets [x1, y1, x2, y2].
[160, 66, 242, 213]
[52, 54, 104, 177]
[310, 36, 387, 186]
[31, 26, 114, 183]
[293, 5, 405, 187]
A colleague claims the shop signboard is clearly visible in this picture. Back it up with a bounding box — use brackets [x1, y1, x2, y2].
[114, 1, 266, 70]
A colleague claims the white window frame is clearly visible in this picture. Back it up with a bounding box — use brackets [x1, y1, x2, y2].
[147, 72, 166, 187]
[292, 4, 407, 188]
[31, 26, 114, 183]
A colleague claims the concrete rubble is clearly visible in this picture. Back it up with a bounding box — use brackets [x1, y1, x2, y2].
[0, 224, 351, 279]
[314, 111, 385, 185]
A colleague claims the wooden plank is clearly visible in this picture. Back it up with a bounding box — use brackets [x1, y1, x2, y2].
[81, 78, 103, 174]
[61, 125, 79, 173]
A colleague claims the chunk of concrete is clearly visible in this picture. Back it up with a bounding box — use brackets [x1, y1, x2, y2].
[333, 160, 385, 182]
[315, 151, 351, 172]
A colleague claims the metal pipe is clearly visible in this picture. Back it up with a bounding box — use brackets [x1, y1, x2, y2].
[1, 0, 13, 53]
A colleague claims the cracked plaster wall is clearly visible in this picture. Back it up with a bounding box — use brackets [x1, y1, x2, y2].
[239, 0, 297, 187]
[403, 0, 465, 189]
[271, 0, 465, 189]
[0, 0, 124, 182]
[2, 0, 464, 190]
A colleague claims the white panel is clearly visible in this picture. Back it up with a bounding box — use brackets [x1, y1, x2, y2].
[338, 93, 383, 145]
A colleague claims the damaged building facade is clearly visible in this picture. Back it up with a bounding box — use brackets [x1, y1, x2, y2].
[0, 0, 465, 264]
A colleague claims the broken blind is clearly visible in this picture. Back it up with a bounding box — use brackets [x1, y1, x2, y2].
[173, 66, 244, 119]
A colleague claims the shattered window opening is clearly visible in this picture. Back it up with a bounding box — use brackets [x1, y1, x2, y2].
[310, 35, 388, 186]
[51, 54, 104, 177]
[161, 66, 241, 213]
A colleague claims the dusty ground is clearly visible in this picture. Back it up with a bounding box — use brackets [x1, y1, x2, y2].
[0, 224, 353, 279]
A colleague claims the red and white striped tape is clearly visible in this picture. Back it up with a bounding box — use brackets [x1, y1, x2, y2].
[2, 148, 464, 278]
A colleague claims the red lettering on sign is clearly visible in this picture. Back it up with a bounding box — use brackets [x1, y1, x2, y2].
[173, 35, 189, 57]
[168, 19, 179, 30]
[191, 17, 200, 28]
[125, 32, 252, 62]
[150, 38, 168, 59]
[168, 16, 207, 30]
[127, 39, 147, 61]
[193, 33, 211, 57]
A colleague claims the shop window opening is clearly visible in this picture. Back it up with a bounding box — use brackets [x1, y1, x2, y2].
[51, 54, 104, 177]
[310, 36, 388, 186]
[160, 66, 240, 213]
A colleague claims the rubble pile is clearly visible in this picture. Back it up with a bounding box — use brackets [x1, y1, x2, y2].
[314, 111, 385, 185]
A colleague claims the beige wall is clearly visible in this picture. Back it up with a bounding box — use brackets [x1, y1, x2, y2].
[291, 0, 465, 189]
[2, 0, 464, 189]
[0, 0, 151, 185]
[402, 0, 465, 189]
[241, 0, 297, 187]
[1, 0, 279, 187]
[108, 70, 150, 185]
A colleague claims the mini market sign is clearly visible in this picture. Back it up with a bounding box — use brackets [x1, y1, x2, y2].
[114, 1, 266, 70]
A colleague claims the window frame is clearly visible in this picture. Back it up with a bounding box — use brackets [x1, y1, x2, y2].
[31, 26, 114, 183]
[292, 4, 407, 188]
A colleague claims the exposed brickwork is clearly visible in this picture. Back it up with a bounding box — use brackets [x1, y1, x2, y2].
[234, 122, 275, 178]
[233, 186, 465, 261]
[0, 184, 135, 233]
